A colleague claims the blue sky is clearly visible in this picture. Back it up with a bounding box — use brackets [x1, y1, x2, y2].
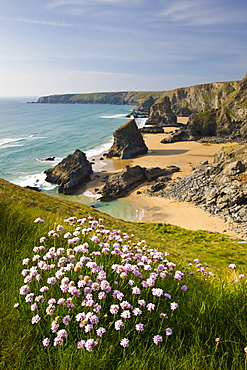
[0, 0, 247, 97]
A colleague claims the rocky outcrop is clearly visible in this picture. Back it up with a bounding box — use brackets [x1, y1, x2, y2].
[44, 149, 93, 195]
[140, 125, 164, 134]
[106, 119, 148, 159]
[162, 80, 240, 116]
[100, 165, 180, 201]
[133, 95, 155, 114]
[151, 144, 247, 237]
[162, 75, 247, 143]
[145, 96, 177, 127]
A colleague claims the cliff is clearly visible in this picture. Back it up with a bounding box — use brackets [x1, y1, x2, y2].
[37, 91, 164, 105]
[162, 74, 247, 142]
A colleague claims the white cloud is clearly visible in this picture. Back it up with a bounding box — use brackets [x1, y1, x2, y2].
[16, 17, 72, 27]
[158, 0, 247, 26]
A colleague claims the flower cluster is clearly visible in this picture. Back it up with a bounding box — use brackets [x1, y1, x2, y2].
[16, 216, 209, 351]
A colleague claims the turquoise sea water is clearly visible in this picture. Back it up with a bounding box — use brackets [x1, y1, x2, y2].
[0, 97, 145, 221]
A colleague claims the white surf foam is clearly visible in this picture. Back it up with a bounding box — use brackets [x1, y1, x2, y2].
[100, 113, 129, 119]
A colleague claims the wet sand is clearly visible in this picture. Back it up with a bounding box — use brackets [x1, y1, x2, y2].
[85, 119, 240, 237]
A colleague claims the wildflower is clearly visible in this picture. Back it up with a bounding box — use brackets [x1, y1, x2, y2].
[31, 303, 38, 311]
[170, 302, 179, 310]
[164, 293, 171, 299]
[22, 258, 30, 265]
[85, 339, 97, 352]
[19, 285, 30, 295]
[244, 347, 247, 354]
[228, 263, 236, 269]
[135, 323, 144, 332]
[13, 303, 19, 308]
[153, 335, 163, 345]
[120, 338, 129, 347]
[239, 274, 245, 279]
[96, 327, 106, 337]
[215, 338, 221, 343]
[165, 328, 173, 336]
[159, 313, 168, 319]
[42, 338, 50, 346]
[132, 308, 142, 316]
[152, 288, 164, 297]
[62, 316, 71, 325]
[57, 329, 68, 338]
[181, 285, 188, 291]
[138, 299, 146, 307]
[121, 310, 131, 319]
[114, 319, 124, 330]
[77, 340, 86, 349]
[132, 286, 141, 295]
[31, 314, 41, 324]
[146, 303, 155, 311]
[34, 218, 44, 223]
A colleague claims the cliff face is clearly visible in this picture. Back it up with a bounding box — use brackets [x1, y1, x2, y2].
[161, 80, 240, 116]
[37, 91, 163, 105]
[163, 74, 247, 142]
[145, 96, 177, 127]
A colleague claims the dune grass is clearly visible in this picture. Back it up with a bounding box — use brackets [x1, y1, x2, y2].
[1, 178, 247, 369]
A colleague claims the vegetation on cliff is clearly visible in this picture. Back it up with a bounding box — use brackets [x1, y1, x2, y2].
[1, 178, 247, 369]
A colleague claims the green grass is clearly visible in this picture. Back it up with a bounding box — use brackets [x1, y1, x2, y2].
[1, 178, 247, 370]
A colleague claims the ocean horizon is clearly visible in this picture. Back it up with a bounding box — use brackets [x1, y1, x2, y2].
[0, 97, 145, 221]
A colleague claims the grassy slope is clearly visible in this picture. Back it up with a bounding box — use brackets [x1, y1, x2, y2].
[1, 178, 247, 369]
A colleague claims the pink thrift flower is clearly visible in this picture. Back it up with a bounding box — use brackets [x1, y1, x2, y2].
[146, 303, 155, 311]
[170, 302, 179, 311]
[34, 218, 45, 223]
[135, 323, 144, 332]
[19, 285, 30, 295]
[181, 285, 188, 291]
[62, 316, 71, 325]
[138, 299, 146, 307]
[165, 328, 173, 336]
[132, 287, 141, 295]
[215, 338, 221, 343]
[96, 327, 106, 337]
[42, 338, 50, 346]
[244, 347, 247, 354]
[120, 338, 129, 348]
[229, 263, 236, 269]
[31, 314, 41, 324]
[153, 335, 163, 345]
[159, 313, 168, 319]
[132, 308, 142, 316]
[77, 340, 86, 349]
[13, 303, 19, 308]
[121, 310, 131, 319]
[114, 319, 124, 330]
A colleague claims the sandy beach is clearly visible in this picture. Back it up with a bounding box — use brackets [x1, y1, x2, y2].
[86, 119, 240, 238]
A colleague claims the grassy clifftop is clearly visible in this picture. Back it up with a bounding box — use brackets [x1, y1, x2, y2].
[1, 178, 247, 369]
[37, 91, 164, 105]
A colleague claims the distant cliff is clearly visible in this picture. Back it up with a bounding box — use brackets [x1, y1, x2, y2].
[37, 91, 164, 105]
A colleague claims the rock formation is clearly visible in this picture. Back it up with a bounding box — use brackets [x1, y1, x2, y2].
[100, 165, 180, 201]
[145, 96, 177, 127]
[162, 74, 247, 143]
[44, 149, 93, 195]
[140, 125, 164, 134]
[151, 144, 247, 237]
[106, 119, 148, 159]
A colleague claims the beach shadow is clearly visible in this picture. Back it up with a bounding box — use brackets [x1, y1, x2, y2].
[147, 149, 189, 156]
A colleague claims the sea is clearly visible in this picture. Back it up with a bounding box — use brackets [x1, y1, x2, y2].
[0, 97, 146, 222]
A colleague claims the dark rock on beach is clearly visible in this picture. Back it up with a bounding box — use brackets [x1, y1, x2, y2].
[106, 119, 148, 159]
[100, 165, 180, 201]
[140, 125, 164, 134]
[44, 149, 93, 195]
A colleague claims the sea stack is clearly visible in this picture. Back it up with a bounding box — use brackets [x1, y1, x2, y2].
[106, 119, 148, 159]
[44, 149, 93, 195]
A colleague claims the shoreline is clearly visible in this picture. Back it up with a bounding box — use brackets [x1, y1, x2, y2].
[84, 119, 241, 238]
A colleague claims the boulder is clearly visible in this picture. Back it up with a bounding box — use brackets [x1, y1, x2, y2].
[106, 119, 148, 159]
[100, 165, 146, 201]
[145, 96, 177, 127]
[100, 165, 180, 201]
[44, 149, 93, 194]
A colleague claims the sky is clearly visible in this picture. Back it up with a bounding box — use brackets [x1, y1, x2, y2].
[0, 0, 247, 97]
